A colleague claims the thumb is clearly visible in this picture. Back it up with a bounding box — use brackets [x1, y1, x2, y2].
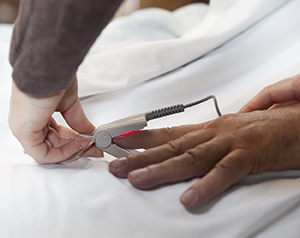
[61, 98, 95, 134]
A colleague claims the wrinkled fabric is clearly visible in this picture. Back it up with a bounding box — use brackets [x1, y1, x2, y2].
[77, 0, 288, 96]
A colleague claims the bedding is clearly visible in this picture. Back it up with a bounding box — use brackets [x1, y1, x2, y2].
[1, 0, 300, 237]
[77, 0, 289, 96]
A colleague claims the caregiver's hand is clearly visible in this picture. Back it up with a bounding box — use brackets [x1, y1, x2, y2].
[9, 77, 102, 164]
[109, 104, 300, 208]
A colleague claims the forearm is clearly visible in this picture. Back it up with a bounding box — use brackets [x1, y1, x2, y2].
[10, 0, 123, 96]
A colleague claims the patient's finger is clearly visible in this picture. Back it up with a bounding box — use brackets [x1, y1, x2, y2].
[240, 75, 300, 113]
[127, 138, 229, 189]
[113, 124, 204, 149]
[180, 149, 252, 208]
[109, 129, 214, 178]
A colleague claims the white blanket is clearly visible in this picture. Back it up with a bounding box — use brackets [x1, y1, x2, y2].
[1, 0, 300, 237]
[77, 0, 288, 96]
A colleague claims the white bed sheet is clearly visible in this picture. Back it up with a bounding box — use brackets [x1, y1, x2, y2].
[1, 0, 300, 237]
[77, 0, 288, 96]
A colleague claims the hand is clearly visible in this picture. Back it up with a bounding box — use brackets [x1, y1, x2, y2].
[240, 74, 300, 112]
[109, 101, 300, 208]
[9, 77, 102, 164]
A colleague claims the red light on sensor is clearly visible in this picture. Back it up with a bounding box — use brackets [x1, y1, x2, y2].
[116, 130, 138, 138]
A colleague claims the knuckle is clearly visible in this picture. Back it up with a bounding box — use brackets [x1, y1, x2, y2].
[264, 85, 273, 93]
[129, 150, 149, 166]
[166, 139, 183, 155]
[161, 127, 174, 138]
[214, 160, 237, 181]
[258, 85, 272, 97]
[184, 148, 203, 169]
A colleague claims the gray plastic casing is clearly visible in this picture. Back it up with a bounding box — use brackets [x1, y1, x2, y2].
[83, 113, 148, 158]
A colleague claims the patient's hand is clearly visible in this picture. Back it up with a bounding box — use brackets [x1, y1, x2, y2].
[240, 74, 300, 113]
[9, 77, 102, 164]
[109, 74, 300, 208]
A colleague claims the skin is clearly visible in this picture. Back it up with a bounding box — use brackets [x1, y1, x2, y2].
[9, 76, 102, 164]
[9, 73, 300, 207]
[109, 74, 300, 208]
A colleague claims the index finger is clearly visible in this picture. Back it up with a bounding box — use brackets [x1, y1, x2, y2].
[113, 124, 205, 149]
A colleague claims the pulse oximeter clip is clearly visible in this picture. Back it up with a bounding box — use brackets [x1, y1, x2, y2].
[79, 95, 221, 159]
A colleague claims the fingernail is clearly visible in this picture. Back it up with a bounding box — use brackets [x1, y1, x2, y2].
[77, 137, 94, 150]
[129, 168, 148, 179]
[110, 157, 127, 168]
[181, 189, 198, 205]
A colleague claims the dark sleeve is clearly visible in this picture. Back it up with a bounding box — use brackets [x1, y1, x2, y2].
[10, 0, 123, 96]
